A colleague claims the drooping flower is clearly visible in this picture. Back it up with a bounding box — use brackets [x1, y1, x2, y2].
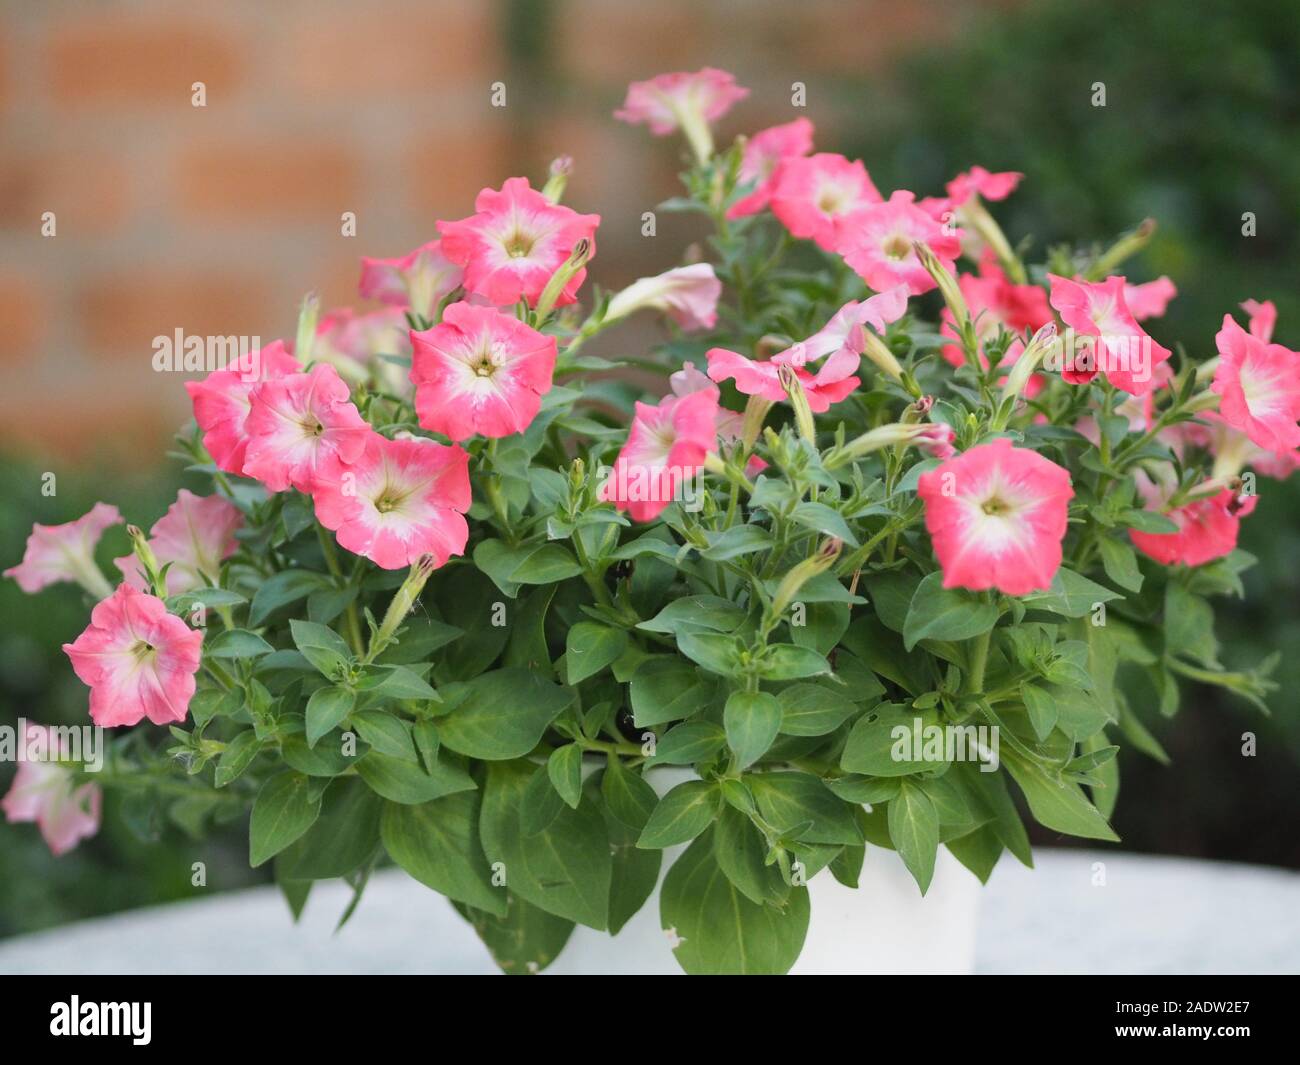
[1128, 471, 1257, 567]
[1186, 412, 1300, 482]
[945, 166, 1022, 206]
[917, 438, 1074, 596]
[5, 503, 121, 599]
[783, 286, 911, 365]
[1, 723, 101, 856]
[312, 432, 470, 570]
[600, 389, 720, 522]
[1211, 314, 1300, 454]
[63, 583, 204, 727]
[769, 153, 882, 252]
[614, 68, 748, 163]
[605, 263, 722, 332]
[437, 177, 600, 308]
[707, 346, 861, 414]
[835, 191, 963, 296]
[1047, 274, 1173, 395]
[727, 117, 815, 219]
[358, 239, 463, 319]
[1123, 277, 1177, 321]
[242, 362, 370, 493]
[114, 490, 242, 596]
[1241, 298, 1277, 342]
[184, 340, 302, 476]
[410, 302, 557, 441]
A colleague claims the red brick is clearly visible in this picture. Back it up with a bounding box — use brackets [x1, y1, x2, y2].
[1, 383, 177, 459]
[0, 274, 45, 364]
[284, 5, 499, 97]
[0, 152, 133, 235]
[47, 16, 243, 107]
[558, 2, 706, 85]
[80, 273, 274, 361]
[406, 127, 512, 217]
[174, 140, 361, 222]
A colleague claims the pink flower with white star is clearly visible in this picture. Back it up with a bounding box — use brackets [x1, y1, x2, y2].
[63, 583, 204, 727]
[312, 433, 470, 570]
[5, 502, 121, 598]
[769, 153, 882, 252]
[615, 68, 748, 162]
[437, 177, 600, 308]
[1047, 274, 1173, 395]
[727, 117, 815, 219]
[358, 239, 463, 319]
[242, 362, 370, 493]
[1211, 313, 1300, 454]
[411, 302, 557, 441]
[114, 490, 242, 596]
[835, 191, 964, 296]
[184, 340, 302, 476]
[917, 438, 1074, 596]
[1, 723, 101, 856]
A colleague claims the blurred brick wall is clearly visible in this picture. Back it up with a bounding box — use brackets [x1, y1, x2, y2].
[0, 0, 979, 464]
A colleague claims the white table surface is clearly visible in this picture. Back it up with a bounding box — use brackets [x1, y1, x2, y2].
[1, 850, 1296, 975]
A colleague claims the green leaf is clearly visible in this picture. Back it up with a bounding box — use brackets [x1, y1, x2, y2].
[902, 571, 998, 651]
[758, 644, 832, 680]
[637, 780, 721, 848]
[629, 657, 715, 727]
[700, 525, 774, 561]
[564, 622, 628, 685]
[676, 631, 744, 677]
[213, 730, 262, 788]
[644, 721, 726, 766]
[459, 895, 574, 973]
[290, 619, 353, 676]
[1019, 568, 1122, 618]
[1002, 749, 1119, 841]
[638, 595, 747, 635]
[748, 772, 862, 845]
[436, 669, 574, 760]
[791, 501, 859, 547]
[279, 777, 382, 880]
[1119, 507, 1180, 534]
[1020, 681, 1058, 741]
[520, 764, 566, 836]
[776, 683, 862, 736]
[473, 539, 529, 598]
[660, 831, 809, 974]
[713, 805, 787, 906]
[945, 823, 1005, 884]
[356, 750, 476, 804]
[888, 781, 940, 893]
[250, 772, 321, 867]
[510, 544, 583, 584]
[724, 690, 782, 769]
[547, 744, 584, 809]
[1098, 538, 1143, 593]
[281, 733, 365, 778]
[350, 710, 418, 762]
[601, 757, 658, 833]
[841, 704, 946, 777]
[361, 665, 439, 702]
[249, 569, 329, 626]
[479, 761, 611, 929]
[305, 686, 355, 748]
[382, 790, 506, 916]
[206, 628, 275, 659]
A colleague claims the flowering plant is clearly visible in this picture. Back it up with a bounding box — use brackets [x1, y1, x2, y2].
[6, 68, 1289, 975]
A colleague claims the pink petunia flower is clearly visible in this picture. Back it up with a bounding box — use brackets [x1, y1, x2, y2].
[410, 302, 557, 441]
[5, 502, 121, 598]
[707, 346, 862, 414]
[600, 389, 720, 522]
[312, 432, 470, 570]
[945, 166, 1023, 206]
[1123, 277, 1177, 321]
[63, 583, 204, 727]
[783, 286, 911, 365]
[917, 438, 1074, 596]
[769, 153, 882, 252]
[605, 263, 722, 332]
[1211, 314, 1300, 454]
[1047, 274, 1173, 395]
[317, 307, 412, 365]
[1240, 298, 1277, 342]
[242, 362, 370, 493]
[437, 177, 600, 309]
[614, 68, 748, 162]
[1, 723, 101, 856]
[184, 340, 302, 476]
[727, 117, 815, 219]
[114, 490, 242, 596]
[1128, 472, 1257, 567]
[835, 191, 963, 296]
[358, 239, 463, 320]
[1186, 412, 1300, 482]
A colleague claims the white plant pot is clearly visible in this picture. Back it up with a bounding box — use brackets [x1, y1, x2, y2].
[544, 767, 982, 975]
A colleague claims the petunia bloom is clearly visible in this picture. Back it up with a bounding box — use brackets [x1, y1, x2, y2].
[835, 191, 963, 296]
[5, 502, 121, 599]
[707, 346, 861, 414]
[63, 583, 204, 727]
[1123, 277, 1177, 321]
[437, 177, 600, 308]
[945, 166, 1022, 206]
[358, 239, 463, 320]
[1128, 473, 1257, 568]
[242, 362, 370, 493]
[917, 438, 1074, 596]
[605, 263, 723, 332]
[1211, 314, 1300, 454]
[727, 117, 815, 219]
[1047, 274, 1172, 395]
[1, 723, 101, 856]
[1241, 298, 1277, 342]
[769, 153, 882, 252]
[614, 68, 748, 162]
[600, 389, 720, 522]
[312, 432, 470, 570]
[114, 490, 242, 596]
[783, 286, 911, 365]
[184, 340, 302, 476]
[411, 302, 557, 441]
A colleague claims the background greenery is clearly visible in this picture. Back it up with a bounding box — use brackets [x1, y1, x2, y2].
[2, 0, 1297, 938]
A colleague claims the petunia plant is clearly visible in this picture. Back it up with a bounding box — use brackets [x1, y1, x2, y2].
[5, 68, 1290, 975]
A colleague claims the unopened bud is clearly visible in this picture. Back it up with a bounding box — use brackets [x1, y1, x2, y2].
[779, 364, 817, 445]
[542, 156, 574, 203]
[534, 239, 591, 320]
[368, 555, 438, 663]
[295, 292, 320, 364]
[771, 538, 843, 619]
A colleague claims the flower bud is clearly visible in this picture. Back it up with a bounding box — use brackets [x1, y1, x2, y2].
[542, 156, 574, 203]
[740, 393, 773, 451]
[778, 364, 817, 445]
[127, 524, 166, 599]
[770, 538, 842, 620]
[914, 241, 970, 331]
[368, 555, 438, 663]
[534, 239, 591, 320]
[857, 323, 905, 383]
[295, 292, 320, 365]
